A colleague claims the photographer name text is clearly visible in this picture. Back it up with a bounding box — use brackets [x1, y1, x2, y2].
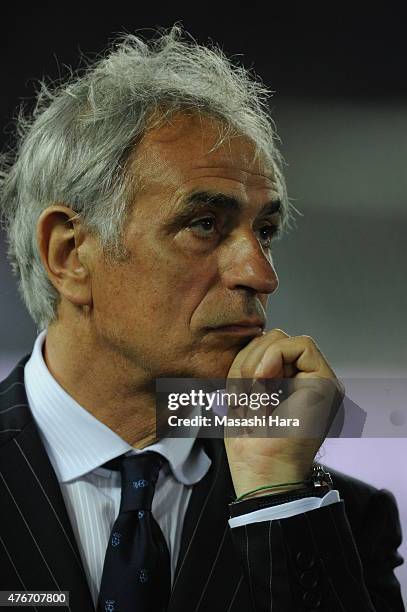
[167, 414, 300, 428]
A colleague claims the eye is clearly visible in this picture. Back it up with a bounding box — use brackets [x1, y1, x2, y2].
[257, 223, 280, 248]
[188, 216, 217, 237]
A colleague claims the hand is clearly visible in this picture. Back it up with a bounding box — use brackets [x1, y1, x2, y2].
[224, 329, 343, 498]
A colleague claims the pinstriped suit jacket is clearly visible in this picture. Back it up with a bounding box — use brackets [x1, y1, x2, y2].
[0, 358, 404, 611]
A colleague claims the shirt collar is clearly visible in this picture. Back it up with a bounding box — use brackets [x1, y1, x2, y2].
[24, 331, 211, 485]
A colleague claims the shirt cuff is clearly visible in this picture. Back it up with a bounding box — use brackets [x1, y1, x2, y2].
[228, 489, 340, 528]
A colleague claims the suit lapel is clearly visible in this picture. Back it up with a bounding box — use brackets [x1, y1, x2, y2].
[169, 437, 251, 612]
[0, 360, 94, 611]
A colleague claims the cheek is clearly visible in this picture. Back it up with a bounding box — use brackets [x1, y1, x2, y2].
[91, 269, 134, 322]
[92, 227, 219, 331]
[149, 268, 214, 324]
[138, 242, 218, 317]
[99, 260, 212, 332]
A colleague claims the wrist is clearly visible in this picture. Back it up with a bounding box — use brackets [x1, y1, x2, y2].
[239, 482, 303, 499]
[232, 468, 309, 499]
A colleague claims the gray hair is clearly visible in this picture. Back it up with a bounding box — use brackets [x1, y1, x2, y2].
[0, 26, 290, 329]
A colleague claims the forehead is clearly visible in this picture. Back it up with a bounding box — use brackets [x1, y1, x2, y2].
[133, 113, 279, 197]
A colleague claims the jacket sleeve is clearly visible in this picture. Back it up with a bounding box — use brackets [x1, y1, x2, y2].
[229, 489, 404, 611]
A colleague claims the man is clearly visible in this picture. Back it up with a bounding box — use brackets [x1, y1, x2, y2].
[0, 27, 404, 611]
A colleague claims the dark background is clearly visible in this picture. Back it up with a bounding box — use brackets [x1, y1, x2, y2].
[1, 4, 406, 598]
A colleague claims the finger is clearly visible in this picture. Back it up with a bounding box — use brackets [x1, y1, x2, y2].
[254, 335, 329, 379]
[227, 330, 292, 421]
[227, 330, 290, 404]
[228, 328, 290, 379]
[240, 329, 290, 380]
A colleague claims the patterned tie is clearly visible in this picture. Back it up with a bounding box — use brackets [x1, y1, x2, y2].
[97, 452, 171, 612]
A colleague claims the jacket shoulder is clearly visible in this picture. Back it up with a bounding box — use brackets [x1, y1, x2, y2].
[0, 355, 32, 444]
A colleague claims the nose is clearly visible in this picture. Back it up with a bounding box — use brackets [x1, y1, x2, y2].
[219, 232, 279, 295]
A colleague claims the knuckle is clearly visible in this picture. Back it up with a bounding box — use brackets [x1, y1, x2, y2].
[267, 328, 290, 338]
[299, 334, 316, 347]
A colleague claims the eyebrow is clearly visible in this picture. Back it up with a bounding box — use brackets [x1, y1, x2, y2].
[184, 191, 282, 216]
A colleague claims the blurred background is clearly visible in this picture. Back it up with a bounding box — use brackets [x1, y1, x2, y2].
[1, 4, 406, 600]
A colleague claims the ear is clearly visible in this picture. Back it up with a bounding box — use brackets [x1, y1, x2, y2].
[37, 205, 94, 309]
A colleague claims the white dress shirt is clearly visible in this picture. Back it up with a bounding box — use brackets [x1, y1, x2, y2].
[24, 331, 339, 605]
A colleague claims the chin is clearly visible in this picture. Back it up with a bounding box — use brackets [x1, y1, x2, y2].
[188, 350, 239, 380]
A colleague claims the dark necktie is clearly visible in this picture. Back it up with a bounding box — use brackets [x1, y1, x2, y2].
[97, 451, 171, 612]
